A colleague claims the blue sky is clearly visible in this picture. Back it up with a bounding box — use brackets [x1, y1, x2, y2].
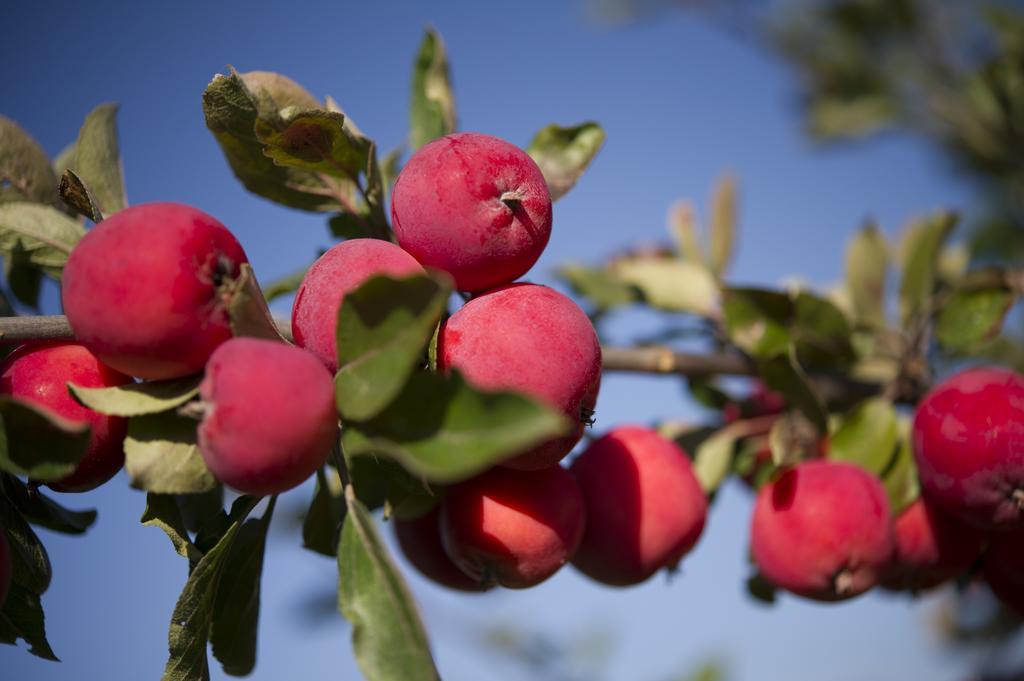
[2, 1, 980, 680]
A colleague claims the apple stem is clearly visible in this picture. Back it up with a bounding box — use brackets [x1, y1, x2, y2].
[833, 569, 854, 596]
[500, 190, 524, 210]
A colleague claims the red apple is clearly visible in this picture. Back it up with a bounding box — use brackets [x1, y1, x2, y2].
[0, 342, 133, 492]
[983, 527, 1024, 616]
[441, 466, 585, 589]
[391, 132, 552, 292]
[437, 283, 601, 470]
[882, 497, 984, 591]
[571, 426, 707, 586]
[751, 460, 895, 601]
[197, 338, 337, 496]
[291, 239, 424, 372]
[912, 366, 1024, 531]
[62, 202, 249, 380]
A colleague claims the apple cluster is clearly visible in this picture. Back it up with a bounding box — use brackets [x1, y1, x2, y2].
[745, 367, 1024, 609]
[0, 132, 712, 606]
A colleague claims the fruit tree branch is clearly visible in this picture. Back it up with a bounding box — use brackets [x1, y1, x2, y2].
[0, 315, 892, 403]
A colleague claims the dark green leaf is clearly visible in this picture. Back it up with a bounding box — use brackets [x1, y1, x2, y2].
[756, 347, 828, 434]
[0, 491, 51, 595]
[141, 493, 201, 562]
[4, 250, 42, 308]
[176, 486, 225, 535]
[527, 122, 605, 201]
[303, 467, 344, 557]
[211, 497, 276, 677]
[203, 70, 342, 212]
[935, 287, 1014, 353]
[335, 274, 450, 421]
[51, 144, 76, 178]
[0, 396, 90, 481]
[57, 169, 104, 222]
[161, 496, 259, 681]
[338, 493, 440, 681]
[410, 28, 456, 150]
[0, 202, 86, 279]
[225, 264, 287, 342]
[0, 116, 59, 207]
[829, 397, 899, 476]
[347, 456, 438, 520]
[723, 288, 792, 357]
[0, 584, 58, 660]
[342, 370, 569, 484]
[255, 110, 369, 180]
[555, 263, 636, 312]
[380, 146, 403, 195]
[898, 211, 957, 325]
[791, 291, 856, 366]
[692, 427, 740, 494]
[328, 212, 373, 240]
[69, 375, 201, 417]
[74, 103, 126, 215]
[124, 412, 215, 494]
[0, 474, 96, 535]
[844, 222, 889, 328]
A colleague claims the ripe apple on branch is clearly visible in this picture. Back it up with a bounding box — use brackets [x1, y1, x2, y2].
[0, 25, 1022, 681]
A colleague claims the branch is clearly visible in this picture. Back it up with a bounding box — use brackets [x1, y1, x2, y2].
[0, 315, 893, 404]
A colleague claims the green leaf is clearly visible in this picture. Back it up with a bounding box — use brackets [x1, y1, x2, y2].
[555, 263, 636, 312]
[202, 70, 342, 212]
[844, 222, 889, 328]
[756, 347, 828, 434]
[612, 257, 720, 316]
[255, 110, 370, 181]
[708, 174, 737, 278]
[0, 584, 58, 661]
[335, 274, 450, 421]
[898, 211, 957, 325]
[791, 291, 856, 367]
[526, 122, 605, 201]
[225, 263, 287, 342]
[829, 397, 899, 476]
[342, 370, 569, 484]
[51, 144, 76, 179]
[380, 146, 403, 195]
[0, 474, 96, 535]
[124, 412, 216, 494]
[0, 490, 51, 595]
[211, 497, 276, 677]
[74, 103, 126, 216]
[0, 396, 91, 481]
[0, 202, 86, 278]
[935, 287, 1014, 353]
[69, 375, 201, 417]
[4, 252, 41, 309]
[410, 28, 456, 150]
[338, 493, 440, 681]
[348, 456, 438, 520]
[141, 493, 201, 562]
[0, 116, 59, 207]
[262, 267, 307, 302]
[692, 427, 740, 494]
[328, 213, 373, 240]
[57, 169, 104, 222]
[722, 288, 792, 357]
[303, 467, 344, 557]
[881, 430, 919, 516]
[161, 495, 259, 681]
[176, 486, 225, 535]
